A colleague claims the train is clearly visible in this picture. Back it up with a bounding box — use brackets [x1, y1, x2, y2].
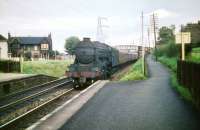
[66, 38, 137, 88]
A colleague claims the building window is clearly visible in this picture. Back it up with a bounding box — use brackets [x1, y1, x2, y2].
[41, 44, 49, 50]
[34, 46, 38, 51]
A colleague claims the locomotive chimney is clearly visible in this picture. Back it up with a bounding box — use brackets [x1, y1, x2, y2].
[83, 37, 91, 42]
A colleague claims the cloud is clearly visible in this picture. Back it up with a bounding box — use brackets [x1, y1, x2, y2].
[147, 9, 178, 19]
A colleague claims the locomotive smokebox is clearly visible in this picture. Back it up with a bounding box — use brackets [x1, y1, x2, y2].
[83, 37, 91, 42]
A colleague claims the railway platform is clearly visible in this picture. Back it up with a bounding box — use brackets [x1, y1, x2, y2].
[0, 73, 56, 98]
[0, 73, 35, 83]
[28, 56, 200, 130]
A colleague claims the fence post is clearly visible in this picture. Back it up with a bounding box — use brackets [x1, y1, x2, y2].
[20, 56, 23, 73]
[180, 60, 183, 85]
[197, 63, 200, 109]
[177, 60, 180, 84]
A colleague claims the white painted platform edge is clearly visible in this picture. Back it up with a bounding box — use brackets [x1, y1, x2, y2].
[26, 80, 109, 130]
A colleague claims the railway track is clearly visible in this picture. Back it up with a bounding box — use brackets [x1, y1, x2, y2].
[0, 78, 74, 129]
[0, 77, 69, 108]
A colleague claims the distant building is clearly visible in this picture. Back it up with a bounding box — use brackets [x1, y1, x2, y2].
[55, 53, 75, 61]
[114, 45, 139, 54]
[8, 33, 52, 59]
[0, 34, 8, 59]
[114, 45, 150, 57]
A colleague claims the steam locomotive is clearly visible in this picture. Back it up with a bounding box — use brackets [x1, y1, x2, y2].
[66, 38, 137, 88]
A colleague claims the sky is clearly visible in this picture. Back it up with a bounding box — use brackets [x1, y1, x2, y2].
[0, 0, 200, 52]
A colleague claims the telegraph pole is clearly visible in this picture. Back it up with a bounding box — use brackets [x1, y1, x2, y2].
[147, 27, 151, 52]
[152, 13, 158, 61]
[141, 12, 145, 76]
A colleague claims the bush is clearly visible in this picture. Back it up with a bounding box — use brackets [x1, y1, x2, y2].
[165, 42, 179, 57]
[24, 52, 32, 61]
[154, 42, 178, 58]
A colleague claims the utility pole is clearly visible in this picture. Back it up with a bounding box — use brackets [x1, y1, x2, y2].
[96, 17, 108, 42]
[151, 13, 158, 61]
[147, 27, 151, 52]
[55, 51, 56, 60]
[141, 12, 145, 76]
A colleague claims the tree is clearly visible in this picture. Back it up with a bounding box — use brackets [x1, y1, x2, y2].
[158, 26, 175, 44]
[182, 21, 200, 47]
[24, 52, 32, 61]
[49, 50, 60, 59]
[64, 36, 80, 55]
[155, 25, 179, 58]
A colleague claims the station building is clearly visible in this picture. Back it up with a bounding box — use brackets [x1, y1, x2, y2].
[0, 34, 8, 59]
[7, 33, 52, 60]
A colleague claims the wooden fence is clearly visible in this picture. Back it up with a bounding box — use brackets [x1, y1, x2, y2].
[177, 60, 200, 108]
[0, 60, 20, 73]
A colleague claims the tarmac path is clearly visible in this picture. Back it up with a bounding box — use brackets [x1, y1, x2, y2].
[60, 56, 200, 130]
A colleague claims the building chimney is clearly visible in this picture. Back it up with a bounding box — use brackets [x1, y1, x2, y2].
[83, 37, 91, 42]
[8, 32, 11, 39]
[48, 33, 52, 38]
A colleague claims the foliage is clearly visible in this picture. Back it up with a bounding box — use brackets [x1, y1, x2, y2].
[24, 52, 32, 60]
[154, 25, 179, 58]
[158, 56, 193, 102]
[171, 73, 193, 102]
[64, 36, 80, 55]
[154, 43, 179, 58]
[22, 60, 73, 77]
[158, 26, 175, 44]
[182, 21, 200, 46]
[120, 59, 146, 81]
[155, 25, 197, 104]
[158, 56, 177, 72]
[49, 50, 60, 59]
[192, 47, 200, 52]
[186, 47, 200, 63]
[165, 42, 179, 57]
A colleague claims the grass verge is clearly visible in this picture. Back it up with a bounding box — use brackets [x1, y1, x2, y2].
[158, 56, 177, 72]
[171, 73, 193, 102]
[120, 58, 146, 81]
[157, 56, 193, 102]
[22, 60, 72, 77]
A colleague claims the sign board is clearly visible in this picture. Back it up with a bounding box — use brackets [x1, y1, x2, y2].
[176, 32, 191, 44]
[175, 32, 191, 61]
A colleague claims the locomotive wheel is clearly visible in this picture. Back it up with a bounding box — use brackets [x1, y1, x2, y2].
[73, 84, 79, 89]
[101, 73, 108, 80]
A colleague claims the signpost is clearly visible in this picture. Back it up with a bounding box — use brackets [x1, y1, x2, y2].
[176, 32, 191, 61]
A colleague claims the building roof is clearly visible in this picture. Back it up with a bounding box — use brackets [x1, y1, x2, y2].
[13, 37, 48, 45]
[0, 34, 7, 41]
